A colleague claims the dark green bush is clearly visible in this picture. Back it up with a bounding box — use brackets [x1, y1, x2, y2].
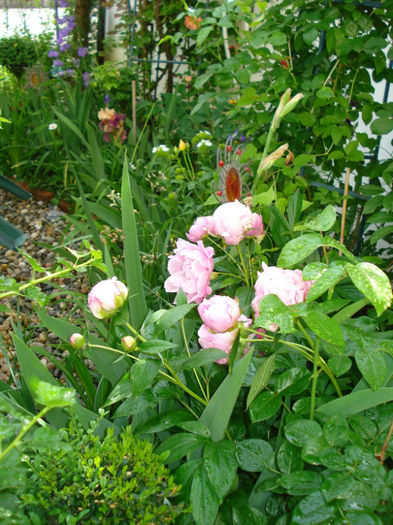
[0, 33, 52, 78]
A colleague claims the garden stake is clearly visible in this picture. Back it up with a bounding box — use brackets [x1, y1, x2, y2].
[132, 79, 137, 145]
[376, 414, 393, 465]
[339, 167, 351, 254]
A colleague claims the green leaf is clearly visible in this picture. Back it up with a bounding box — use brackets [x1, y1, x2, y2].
[204, 440, 238, 499]
[277, 233, 322, 268]
[249, 391, 282, 423]
[276, 367, 311, 395]
[135, 410, 191, 435]
[346, 262, 392, 316]
[197, 26, 213, 47]
[280, 471, 322, 496]
[317, 387, 393, 417]
[328, 355, 352, 377]
[306, 265, 346, 302]
[292, 491, 336, 525]
[288, 189, 303, 231]
[200, 350, 253, 441]
[316, 86, 334, 99]
[246, 354, 276, 408]
[129, 359, 160, 396]
[152, 304, 195, 331]
[156, 433, 206, 463]
[276, 440, 303, 474]
[303, 310, 345, 349]
[293, 154, 315, 169]
[176, 348, 229, 370]
[285, 419, 322, 447]
[121, 153, 148, 330]
[31, 379, 76, 408]
[190, 463, 220, 525]
[254, 295, 295, 333]
[303, 205, 336, 232]
[370, 117, 393, 135]
[53, 108, 89, 147]
[253, 186, 275, 206]
[370, 225, 393, 244]
[138, 339, 178, 354]
[236, 439, 274, 472]
[355, 349, 386, 391]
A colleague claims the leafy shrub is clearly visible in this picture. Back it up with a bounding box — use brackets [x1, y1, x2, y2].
[20, 421, 184, 524]
[0, 33, 52, 78]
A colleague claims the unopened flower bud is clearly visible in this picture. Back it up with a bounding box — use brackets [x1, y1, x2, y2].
[257, 143, 289, 174]
[69, 333, 85, 349]
[121, 336, 136, 352]
[179, 139, 186, 151]
[88, 277, 128, 319]
[280, 93, 304, 119]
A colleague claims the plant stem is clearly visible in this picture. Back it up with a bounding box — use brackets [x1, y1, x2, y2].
[181, 319, 208, 401]
[125, 322, 146, 343]
[237, 244, 250, 287]
[310, 337, 320, 420]
[0, 405, 51, 462]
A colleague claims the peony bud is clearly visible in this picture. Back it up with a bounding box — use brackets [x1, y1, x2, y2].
[69, 333, 85, 349]
[121, 336, 136, 352]
[179, 139, 187, 151]
[88, 277, 128, 319]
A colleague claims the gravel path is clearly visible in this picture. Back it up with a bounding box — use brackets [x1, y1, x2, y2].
[0, 190, 89, 382]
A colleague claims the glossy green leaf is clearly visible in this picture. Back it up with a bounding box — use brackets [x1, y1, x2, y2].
[276, 440, 303, 474]
[323, 416, 349, 447]
[204, 440, 238, 500]
[285, 419, 322, 447]
[236, 439, 274, 472]
[277, 233, 322, 268]
[303, 310, 345, 348]
[280, 471, 322, 496]
[249, 391, 282, 423]
[355, 349, 386, 391]
[200, 350, 253, 442]
[190, 463, 220, 525]
[177, 348, 228, 370]
[346, 262, 392, 316]
[135, 410, 191, 435]
[327, 355, 352, 377]
[138, 339, 178, 354]
[303, 205, 336, 232]
[276, 367, 311, 395]
[156, 433, 206, 463]
[292, 491, 337, 524]
[246, 354, 276, 408]
[129, 359, 160, 396]
[370, 117, 393, 135]
[31, 379, 76, 408]
[317, 387, 393, 417]
[152, 303, 195, 331]
[307, 265, 346, 302]
[254, 295, 295, 333]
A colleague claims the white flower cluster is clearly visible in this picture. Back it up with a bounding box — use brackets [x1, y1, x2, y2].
[197, 139, 213, 148]
[152, 144, 170, 154]
[48, 123, 58, 131]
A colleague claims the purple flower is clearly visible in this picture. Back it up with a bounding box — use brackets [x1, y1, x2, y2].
[74, 58, 80, 67]
[53, 59, 63, 67]
[48, 49, 59, 58]
[82, 72, 91, 87]
[59, 43, 70, 52]
[104, 93, 111, 105]
[77, 47, 88, 57]
[57, 16, 69, 24]
[59, 0, 69, 7]
[66, 69, 75, 77]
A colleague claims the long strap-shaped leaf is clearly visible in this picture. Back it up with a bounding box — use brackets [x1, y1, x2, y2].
[200, 350, 253, 441]
[121, 152, 148, 330]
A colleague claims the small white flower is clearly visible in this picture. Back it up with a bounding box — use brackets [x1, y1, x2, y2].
[48, 123, 58, 131]
[152, 144, 169, 154]
[202, 130, 211, 136]
[129, 162, 136, 170]
[197, 139, 213, 148]
[187, 7, 196, 14]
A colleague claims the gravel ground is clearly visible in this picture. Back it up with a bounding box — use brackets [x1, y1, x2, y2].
[0, 190, 89, 382]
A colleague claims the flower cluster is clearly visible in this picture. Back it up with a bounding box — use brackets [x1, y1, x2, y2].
[164, 201, 314, 364]
[98, 107, 127, 144]
[152, 144, 170, 155]
[47, 0, 91, 83]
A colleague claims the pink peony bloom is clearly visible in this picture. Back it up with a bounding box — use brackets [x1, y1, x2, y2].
[245, 213, 264, 238]
[198, 324, 238, 364]
[210, 200, 253, 245]
[186, 216, 213, 242]
[252, 263, 314, 320]
[69, 333, 85, 349]
[164, 239, 214, 304]
[198, 295, 241, 333]
[88, 277, 128, 319]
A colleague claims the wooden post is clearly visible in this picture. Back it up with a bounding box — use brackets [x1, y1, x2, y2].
[132, 80, 137, 145]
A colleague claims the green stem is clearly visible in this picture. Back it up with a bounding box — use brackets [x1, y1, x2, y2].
[181, 319, 208, 401]
[237, 244, 250, 287]
[0, 406, 51, 462]
[310, 337, 320, 420]
[125, 323, 146, 343]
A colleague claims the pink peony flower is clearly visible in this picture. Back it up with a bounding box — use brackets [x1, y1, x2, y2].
[210, 200, 253, 245]
[198, 295, 241, 333]
[88, 277, 128, 319]
[69, 333, 85, 349]
[252, 263, 314, 320]
[164, 239, 214, 304]
[245, 213, 264, 238]
[186, 216, 213, 242]
[198, 324, 238, 364]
